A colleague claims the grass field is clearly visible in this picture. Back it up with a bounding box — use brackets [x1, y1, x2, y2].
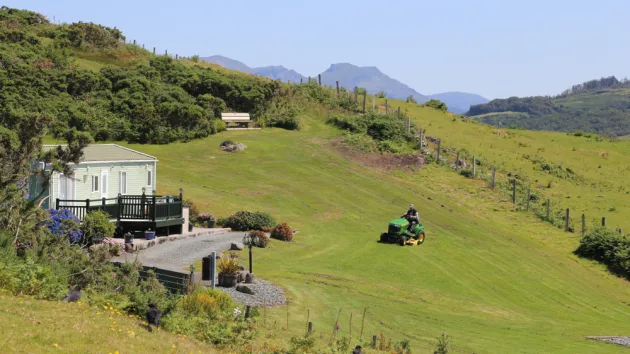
[0, 291, 214, 353]
[41, 105, 626, 353]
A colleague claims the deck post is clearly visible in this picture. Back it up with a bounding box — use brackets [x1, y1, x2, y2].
[101, 197, 106, 211]
[85, 198, 90, 211]
[117, 193, 122, 222]
[179, 188, 183, 218]
[166, 197, 170, 220]
[152, 191, 157, 222]
[55, 198, 60, 210]
[141, 190, 146, 219]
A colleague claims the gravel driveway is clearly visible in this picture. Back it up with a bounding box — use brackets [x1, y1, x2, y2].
[112, 231, 248, 271]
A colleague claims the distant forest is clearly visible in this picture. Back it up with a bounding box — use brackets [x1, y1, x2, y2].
[466, 76, 630, 136]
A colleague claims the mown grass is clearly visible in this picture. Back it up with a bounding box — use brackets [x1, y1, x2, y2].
[90, 107, 630, 353]
[0, 291, 215, 353]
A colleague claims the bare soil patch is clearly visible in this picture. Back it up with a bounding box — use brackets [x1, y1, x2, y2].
[330, 138, 426, 171]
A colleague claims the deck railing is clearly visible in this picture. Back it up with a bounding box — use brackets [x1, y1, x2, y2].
[56, 191, 183, 222]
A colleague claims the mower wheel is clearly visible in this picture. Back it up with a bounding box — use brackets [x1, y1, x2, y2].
[416, 231, 426, 245]
[380, 233, 388, 243]
[398, 236, 407, 246]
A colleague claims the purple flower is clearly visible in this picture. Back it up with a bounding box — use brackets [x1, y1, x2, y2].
[43, 209, 83, 243]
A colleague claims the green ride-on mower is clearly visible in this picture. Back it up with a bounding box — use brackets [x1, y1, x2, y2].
[380, 218, 426, 246]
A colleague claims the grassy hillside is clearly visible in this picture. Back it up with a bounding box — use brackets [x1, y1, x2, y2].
[466, 76, 630, 136]
[0, 292, 215, 353]
[44, 106, 630, 353]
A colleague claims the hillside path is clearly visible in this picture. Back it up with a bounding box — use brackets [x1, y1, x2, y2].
[111, 231, 247, 272]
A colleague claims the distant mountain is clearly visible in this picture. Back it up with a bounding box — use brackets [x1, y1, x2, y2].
[466, 76, 630, 136]
[319, 63, 430, 103]
[200, 55, 252, 73]
[200, 56, 489, 114]
[428, 92, 490, 114]
[250, 66, 305, 83]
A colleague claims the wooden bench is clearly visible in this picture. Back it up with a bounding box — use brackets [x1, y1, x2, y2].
[221, 112, 251, 128]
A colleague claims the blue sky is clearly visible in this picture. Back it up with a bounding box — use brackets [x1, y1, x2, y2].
[6, 0, 630, 99]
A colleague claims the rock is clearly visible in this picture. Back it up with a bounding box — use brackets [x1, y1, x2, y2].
[236, 284, 254, 295]
[234, 143, 247, 151]
[237, 264, 246, 271]
[245, 273, 256, 284]
[230, 242, 244, 251]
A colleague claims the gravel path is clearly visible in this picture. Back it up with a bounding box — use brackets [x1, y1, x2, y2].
[217, 279, 286, 307]
[111, 231, 248, 271]
[588, 336, 630, 347]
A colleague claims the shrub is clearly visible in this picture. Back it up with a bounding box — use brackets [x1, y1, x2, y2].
[376, 91, 387, 98]
[434, 332, 451, 354]
[406, 95, 417, 104]
[217, 211, 276, 231]
[183, 199, 200, 222]
[43, 209, 82, 243]
[220, 140, 234, 147]
[178, 287, 234, 319]
[459, 169, 474, 178]
[191, 55, 200, 63]
[575, 227, 630, 276]
[196, 213, 216, 227]
[215, 119, 227, 133]
[269, 116, 300, 130]
[271, 223, 293, 242]
[248, 230, 268, 248]
[81, 210, 115, 245]
[423, 99, 448, 112]
[217, 257, 239, 275]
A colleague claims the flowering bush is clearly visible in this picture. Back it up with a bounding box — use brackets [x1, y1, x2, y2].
[196, 213, 216, 227]
[43, 209, 82, 243]
[217, 211, 276, 231]
[247, 230, 268, 248]
[270, 223, 293, 242]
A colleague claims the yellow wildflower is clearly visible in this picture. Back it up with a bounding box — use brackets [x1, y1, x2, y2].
[53, 343, 59, 347]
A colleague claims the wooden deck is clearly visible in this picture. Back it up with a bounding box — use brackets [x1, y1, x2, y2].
[55, 191, 185, 235]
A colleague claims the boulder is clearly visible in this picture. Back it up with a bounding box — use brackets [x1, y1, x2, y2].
[236, 284, 254, 295]
[230, 242, 244, 251]
[245, 273, 256, 284]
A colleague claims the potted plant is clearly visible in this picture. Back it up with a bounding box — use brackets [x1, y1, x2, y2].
[144, 228, 156, 240]
[197, 213, 216, 228]
[217, 257, 239, 287]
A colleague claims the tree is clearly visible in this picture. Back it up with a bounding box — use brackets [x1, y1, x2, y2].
[423, 99, 448, 112]
[406, 95, 417, 104]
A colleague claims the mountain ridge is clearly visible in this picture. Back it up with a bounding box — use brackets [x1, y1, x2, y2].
[200, 56, 489, 113]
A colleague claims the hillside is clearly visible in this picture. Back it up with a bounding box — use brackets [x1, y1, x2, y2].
[429, 91, 489, 114]
[5, 6, 630, 353]
[467, 76, 630, 136]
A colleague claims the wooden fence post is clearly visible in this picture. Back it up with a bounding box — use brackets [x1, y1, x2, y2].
[602, 217, 606, 227]
[397, 106, 401, 119]
[407, 117, 411, 133]
[363, 91, 367, 113]
[546, 199, 550, 221]
[456, 151, 460, 170]
[354, 87, 358, 103]
[437, 140, 441, 162]
[142, 43, 144, 49]
[372, 335, 377, 348]
[133, 39, 136, 45]
[153, 47, 155, 54]
[175, 54, 178, 59]
[308, 322, 313, 333]
[582, 214, 586, 235]
[372, 96, 376, 111]
[165, 49, 168, 56]
[512, 179, 516, 204]
[300, 78, 303, 85]
[359, 308, 367, 342]
[526, 189, 531, 210]
[336, 81, 339, 97]
[318, 74, 321, 86]
[565, 208, 570, 232]
[491, 166, 496, 189]
[472, 156, 476, 177]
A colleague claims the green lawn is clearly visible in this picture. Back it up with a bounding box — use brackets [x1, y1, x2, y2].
[101, 110, 630, 353]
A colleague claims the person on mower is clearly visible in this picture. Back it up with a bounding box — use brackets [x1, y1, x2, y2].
[402, 204, 419, 232]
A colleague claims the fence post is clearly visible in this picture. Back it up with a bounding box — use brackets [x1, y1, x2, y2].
[142, 43, 144, 49]
[526, 189, 530, 211]
[133, 39, 136, 45]
[472, 156, 476, 177]
[354, 87, 358, 103]
[175, 54, 178, 59]
[546, 199, 550, 221]
[308, 76, 311, 84]
[512, 179, 516, 204]
[363, 91, 367, 113]
[336, 81, 339, 97]
[397, 106, 400, 119]
[372, 335, 377, 348]
[189, 264, 195, 285]
[165, 49, 168, 56]
[602, 217, 606, 227]
[300, 78, 303, 85]
[491, 166, 496, 189]
[456, 151, 460, 170]
[565, 208, 570, 232]
[582, 214, 586, 235]
[153, 47, 155, 54]
[385, 100, 389, 114]
[372, 95, 376, 111]
[407, 117, 411, 133]
[437, 140, 441, 162]
[317, 74, 321, 86]
[308, 322, 313, 333]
